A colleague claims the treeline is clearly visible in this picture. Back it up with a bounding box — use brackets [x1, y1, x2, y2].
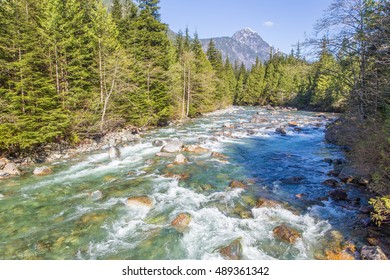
[0, 0, 388, 162]
[0, 0, 235, 155]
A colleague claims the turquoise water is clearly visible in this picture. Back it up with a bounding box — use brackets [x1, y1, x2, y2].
[0, 107, 368, 259]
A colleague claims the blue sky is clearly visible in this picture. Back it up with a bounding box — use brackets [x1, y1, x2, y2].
[160, 0, 333, 54]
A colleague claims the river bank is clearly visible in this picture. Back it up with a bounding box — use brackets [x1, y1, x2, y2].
[0, 106, 388, 260]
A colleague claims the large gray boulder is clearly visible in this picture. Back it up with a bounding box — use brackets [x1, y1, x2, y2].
[161, 139, 183, 153]
[2, 162, 21, 175]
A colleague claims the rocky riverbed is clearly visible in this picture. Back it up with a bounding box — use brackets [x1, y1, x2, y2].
[0, 106, 388, 260]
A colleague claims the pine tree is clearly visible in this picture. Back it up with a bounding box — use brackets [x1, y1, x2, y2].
[0, 0, 69, 153]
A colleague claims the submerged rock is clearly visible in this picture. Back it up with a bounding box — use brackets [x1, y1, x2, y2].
[171, 213, 191, 232]
[322, 179, 341, 188]
[360, 246, 388, 260]
[329, 189, 348, 201]
[275, 127, 287, 135]
[33, 166, 53, 176]
[256, 198, 283, 208]
[2, 162, 21, 176]
[182, 145, 209, 153]
[152, 140, 165, 147]
[218, 239, 243, 260]
[126, 196, 153, 208]
[155, 152, 175, 157]
[211, 151, 228, 159]
[174, 154, 188, 165]
[161, 139, 183, 153]
[281, 176, 305, 184]
[90, 190, 103, 201]
[273, 224, 301, 244]
[108, 146, 120, 160]
[229, 180, 247, 189]
[0, 171, 11, 180]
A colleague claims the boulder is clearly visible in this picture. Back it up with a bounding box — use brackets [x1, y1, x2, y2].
[108, 146, 120, 160]
[329, 189, 348, 201]
[338, 166, 362, 183]
[152, 140, 165, 147]
[281, 176, 305, 184]
[33, 166, 53, 176]
[90, 190, 103, 201]
[174, 154, 188, 165]
[295, 193, 305, 199]
[360, 246, 388, 260]
[275, 127, 287, 135]
[288, 121, 299, 127]
[2, 162, 21, 176]
[171, 213, 191, 232]
[273, 224, 301, 244]
[182, 145, 209, 153]
[256, 198, 283, 208]
[218, 239, 243, 260]
[126, 196, 153, 208]
[211, 151, 228, 159]
[229, 180, 247, 189]
[0, 158, 8, 169]
[322, 179, 341, 188]
[0, 193, 4, 199]
[161, 139, 183, 153]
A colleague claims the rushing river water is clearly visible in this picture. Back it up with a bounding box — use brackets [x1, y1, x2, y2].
[0, 107, 370, 260]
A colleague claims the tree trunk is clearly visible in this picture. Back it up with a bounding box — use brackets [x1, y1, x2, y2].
[186, 65, 191, 117]
[182, 62, 186, 119]
[98, 39, 104, 104]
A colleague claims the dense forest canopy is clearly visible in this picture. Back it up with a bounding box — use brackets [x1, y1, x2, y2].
[0, 0, 388, 161]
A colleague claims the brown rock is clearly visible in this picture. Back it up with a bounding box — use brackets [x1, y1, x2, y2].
[256, 198, 283, 208]
[288, 121, 299, 127]
[171, 213, 191, 232]
[295, 193, 305, 199]
[273, 224, 301, 244]
[229, 180, 247, 189]
[322, 179, 341, 188]
[0, 158, 8, 169]
[126, 196, 153, 208]
[2, 162, 21, 175]
[211, 152, 228, 159]
[218, 239, 243, 260]
[325, 249, 355, 260]
[182, 145, 209, 153]
[329, 189, 348, 201]
[174, 154, 188, 165]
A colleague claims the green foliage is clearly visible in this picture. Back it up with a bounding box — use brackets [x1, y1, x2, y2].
[370, 196, 390, 226]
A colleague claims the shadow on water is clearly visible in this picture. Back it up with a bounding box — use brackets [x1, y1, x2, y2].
[225, 120, 371, 243]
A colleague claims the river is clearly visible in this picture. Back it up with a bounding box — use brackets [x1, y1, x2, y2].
[0, 107, 371, 259]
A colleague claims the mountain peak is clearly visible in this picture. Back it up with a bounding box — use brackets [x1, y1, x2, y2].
[200, 28, 275, 68]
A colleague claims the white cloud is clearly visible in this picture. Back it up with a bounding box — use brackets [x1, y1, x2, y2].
[263, 21, 275, 27]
